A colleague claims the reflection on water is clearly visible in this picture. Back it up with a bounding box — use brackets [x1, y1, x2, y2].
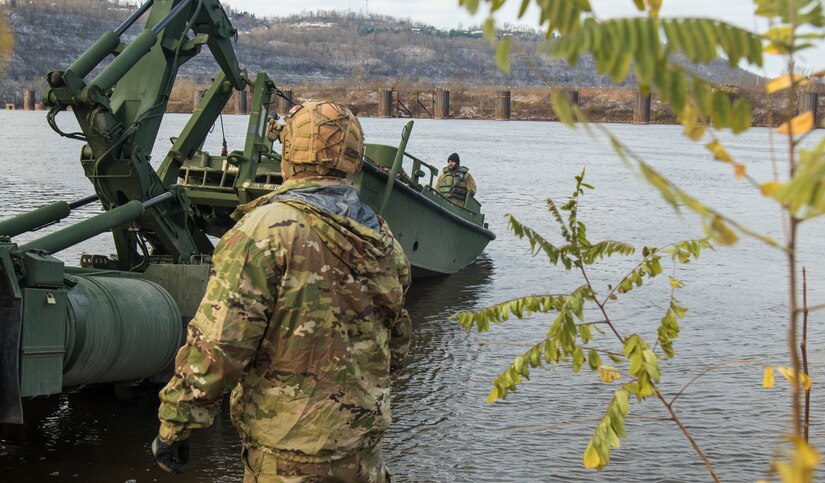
[2, 111, 825, 482]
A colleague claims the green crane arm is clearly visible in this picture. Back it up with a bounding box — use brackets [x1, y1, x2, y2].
[42, 0, 245, 270]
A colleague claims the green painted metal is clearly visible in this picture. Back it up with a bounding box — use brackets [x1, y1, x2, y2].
[62, 275, 181, 387]
[19, 288, 66, 398]
[0, 247, 23, 424]
[234, 73, 277, 204]
[43, 0, 243, 270]
[157, 71, 235, 186]
[0, 202, 71, 238]
[357, 160, 494, 277]
[65, 30, 121, 80]
[378, 121, 413, 216]
[21, 253, 65, 289]
[18, 200, 145, 255]
[142, 264, 211, 319]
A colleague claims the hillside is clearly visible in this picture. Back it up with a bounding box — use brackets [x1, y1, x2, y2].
[0, 0, 761, 104]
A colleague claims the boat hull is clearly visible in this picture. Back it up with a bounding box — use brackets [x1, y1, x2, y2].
[355, 162, 495, 277]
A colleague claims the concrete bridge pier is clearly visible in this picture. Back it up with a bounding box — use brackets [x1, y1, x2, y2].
[495, 90, 511, 121]
[23, 89, 35, 111]
[799, 92, 820, 128]
[634, 92, 652, 124]
[565, 90, 580, 108]
[434, 88, 450, 119]
[378, 88, 393, 118]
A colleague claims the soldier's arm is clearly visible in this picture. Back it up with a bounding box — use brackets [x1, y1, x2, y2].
[467, 173, 477, 195]
[389, 308, 412, 374]
[157, 228, 278, 442]
[389, 255, 412, 374]
[434, 172, 445, 189]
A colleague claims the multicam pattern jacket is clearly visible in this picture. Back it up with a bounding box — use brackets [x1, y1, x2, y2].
[158, 177, 412, 462]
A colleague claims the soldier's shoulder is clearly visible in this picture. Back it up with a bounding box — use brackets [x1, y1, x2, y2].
[234, 201, 310, 240]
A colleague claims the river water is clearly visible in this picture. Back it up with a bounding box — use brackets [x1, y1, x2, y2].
[1, 110, 824, 482]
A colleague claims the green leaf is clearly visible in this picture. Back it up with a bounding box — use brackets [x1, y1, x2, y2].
[711, 90, 732, 128]
[552, 90, 575, 126]
[482, 17, 496, 42]
[517, 0, 530, 18]
[588, 349, 602, 371]
[583, 389, 631, 470]
[573, 347, 586, 373]
[460, 0, 481, 15]
[495, 38, 511, 74]
[731, 98, 752, 134]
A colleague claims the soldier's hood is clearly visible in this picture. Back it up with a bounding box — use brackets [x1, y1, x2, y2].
[233, 177, 396, 275]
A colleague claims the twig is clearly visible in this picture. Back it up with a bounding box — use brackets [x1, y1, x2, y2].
[801, 303, 825, 313]
[503, 415, 673, 433]
[656, 389, 721, 483]
[802, 267, 810, 442]
[670, 360, 767, 406]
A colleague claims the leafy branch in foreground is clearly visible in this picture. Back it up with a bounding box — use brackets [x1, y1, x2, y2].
[460, 0, 825, 481]
[456, 172, 714, 475]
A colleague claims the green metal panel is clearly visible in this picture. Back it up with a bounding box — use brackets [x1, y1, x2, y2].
[0, 247, 24, 423]
[20, 288, 67, 398]
[142, 263, 211, 319]
[22, 253, 65, 288]
[365, 144, 398, 169]
[62, 275, 182, 387]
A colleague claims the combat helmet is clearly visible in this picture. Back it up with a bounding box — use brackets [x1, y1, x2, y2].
[268, 100, 365, 179]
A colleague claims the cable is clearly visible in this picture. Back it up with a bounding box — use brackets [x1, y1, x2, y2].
[219, 113, 228, 156]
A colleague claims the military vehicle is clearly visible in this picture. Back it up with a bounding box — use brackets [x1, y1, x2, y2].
[0, 0, 494, 424]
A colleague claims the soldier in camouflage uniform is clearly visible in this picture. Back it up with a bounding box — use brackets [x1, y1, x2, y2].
[435, 152, 476, 206]
[151, 101, 412, 482]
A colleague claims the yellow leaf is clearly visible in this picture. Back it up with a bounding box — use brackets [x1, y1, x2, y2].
[766, 74, 809, 94]
[599, 366, 621, 383]
[733, 163, 746, 180]
[646, 0, 662, 18]
[793, 437, 822, 467]
[776, 111, 815, 136]
[777, 366, 794, 384]
[705, 139, 734, 162]
[760, 181, 782, 196]
[776, 366, 811, 389]
[764, 43, 786, 55]
[583, 444, 602, 469]
[486, 386, 500, 403]
[763, 366, 775, 388]
[710, 217, 739, 245]
[800, 372, 812, 391]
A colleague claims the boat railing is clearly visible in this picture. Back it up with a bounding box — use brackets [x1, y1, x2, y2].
[405, 153, 439, 189]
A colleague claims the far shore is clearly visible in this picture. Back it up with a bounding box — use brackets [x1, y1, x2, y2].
[4, 82, 820, 128]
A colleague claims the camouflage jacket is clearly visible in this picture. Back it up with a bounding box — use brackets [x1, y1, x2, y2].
[158, 177, 412, 462]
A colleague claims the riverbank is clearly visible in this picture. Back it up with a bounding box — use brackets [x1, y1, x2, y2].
[162, 80, 820, 127]
[5, 80, 819, 128]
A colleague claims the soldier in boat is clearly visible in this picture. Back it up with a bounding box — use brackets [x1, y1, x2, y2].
[435, 152, 476, 206]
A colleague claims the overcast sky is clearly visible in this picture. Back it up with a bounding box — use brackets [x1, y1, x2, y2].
[222, 0, 822, 76]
